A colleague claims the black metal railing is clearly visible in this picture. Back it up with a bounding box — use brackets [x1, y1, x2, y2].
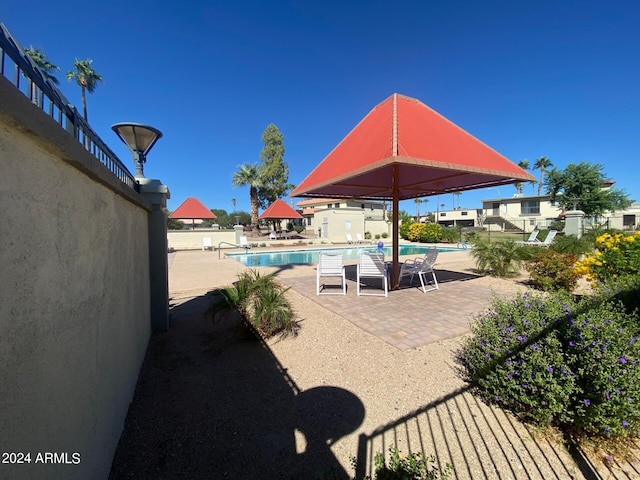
[0, 23, 136, 190]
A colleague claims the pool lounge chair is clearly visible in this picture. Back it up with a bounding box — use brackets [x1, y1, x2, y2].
[356, 233, 365, 244]
[517, 230, 539, 244]
[523, 229, 558, 247]
[202, 236, 213, 251]
[316, 253, 346, 295]
[346, 234, 354, 244]
[357, 251, 388, 297]
[239, 236, 251, 250]
[269, 231, 277, 240]
[399, 246, 439, 293]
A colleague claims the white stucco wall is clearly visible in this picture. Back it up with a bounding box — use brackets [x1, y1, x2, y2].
[0, 78, 151, 480]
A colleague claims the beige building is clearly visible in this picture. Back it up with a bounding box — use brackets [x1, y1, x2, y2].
[296, 198, 390, 243]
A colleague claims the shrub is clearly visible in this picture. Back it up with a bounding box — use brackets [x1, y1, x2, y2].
[294, 225, 305, 233]
[551, 234, 594, 256]
[458, 283, 640, 439]
[470, 238, 533, 277]
[563, 301, 640, 437]
[381, 232, 388, 239]
[365, 231, 372, 240]
[459, 291, 578, 425]
[440, 227, 460, 244]
[209, 270, 298, 338]
[574, 231, 640, 283]
[525, 250, 579, 292]
[365, 447, 453, 480]
[375, 234, 381, 240]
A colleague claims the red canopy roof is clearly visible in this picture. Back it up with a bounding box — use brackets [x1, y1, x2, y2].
[169, 197, 217, 219]
[259, 199, 303, 219]
[292, 93, 535, 289]
[292, 93, 534, 200]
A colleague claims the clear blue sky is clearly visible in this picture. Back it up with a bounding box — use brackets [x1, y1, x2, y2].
[3, 1, 639, 216]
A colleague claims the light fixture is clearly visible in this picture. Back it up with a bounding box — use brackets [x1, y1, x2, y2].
[111, 122, 163, 178]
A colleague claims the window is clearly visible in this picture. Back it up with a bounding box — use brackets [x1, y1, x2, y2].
[327, 204, 332, 209]
[361, 204, 365, 209]
[521, 200, 540, 215]
[334, 203, 340, 208]
[440, 212, 446, 217]
[461, 211, 468, 216]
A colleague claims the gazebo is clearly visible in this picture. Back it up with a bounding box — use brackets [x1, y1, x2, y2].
[292, 93, 535, 288]
[169, 197, 217, 229]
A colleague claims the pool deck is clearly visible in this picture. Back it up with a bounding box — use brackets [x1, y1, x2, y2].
[169, 244, 526, 351]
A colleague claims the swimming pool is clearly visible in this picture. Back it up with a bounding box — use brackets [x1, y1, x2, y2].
[227, 244, 460, 267]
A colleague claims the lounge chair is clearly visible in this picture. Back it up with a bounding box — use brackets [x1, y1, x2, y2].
[523, 229, 557, 247]
[356, 233, 365, 244]
[357, 251, 388, 297]
[316, 253, 346, 295]
[269, 231, 277, 240]
[399, 246, 439, 293]
[202, 236, 213, 251]
[517, 230, 539, 244]
[346, 233, 354, 244]
[239, 236, 251, 250]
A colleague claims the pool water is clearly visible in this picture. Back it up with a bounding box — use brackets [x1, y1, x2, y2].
[227, 244, 460, 267]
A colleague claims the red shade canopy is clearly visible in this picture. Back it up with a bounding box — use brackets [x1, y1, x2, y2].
[292, 93, 535, 288]
[169, 198, 216, 229]
[292, 93, 534, 200]
[259, 199, 303, 219]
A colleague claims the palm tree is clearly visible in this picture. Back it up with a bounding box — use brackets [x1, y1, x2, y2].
[25, 47, 60, 105]
[232, 164, 262, 225]
[533, 156, 552, 196]
[66, 58, 103, 121]
[414, 198, 422, 222]
[514, 159, 530, 194]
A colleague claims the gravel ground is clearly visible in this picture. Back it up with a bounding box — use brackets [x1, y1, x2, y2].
[109, 248, 638, 479]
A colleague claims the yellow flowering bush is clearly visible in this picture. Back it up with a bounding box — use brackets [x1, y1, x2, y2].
[574, 231, 640, 282]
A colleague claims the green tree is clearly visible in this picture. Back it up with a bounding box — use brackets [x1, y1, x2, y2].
[232, 164, 262, 225]
[66, 58, 103, 121]
[25, 47, 60, 104]
[514, 159, 530, 194]
[546, 162, 632, 217]
[257, 124, 294, 208]
[533, 156, 552, 196]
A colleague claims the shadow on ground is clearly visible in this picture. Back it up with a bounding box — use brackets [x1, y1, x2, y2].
[109, 293, 364, 480]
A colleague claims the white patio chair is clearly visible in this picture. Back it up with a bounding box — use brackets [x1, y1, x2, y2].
[202, 236, 213, 251]
[269, 231, 277, 240]
[346, 233, 354, 244]
[357, 251, 388, 297]
[399, 246, 439, 293]
[517, 230, 539, 244]
[356, 233, 365, 244]
[316, 253, 346, 295]
[239, 236, 251, 250]
[523, 229, 557, 247]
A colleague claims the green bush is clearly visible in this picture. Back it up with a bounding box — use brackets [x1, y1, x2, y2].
[459, 291, 577, 425]
[365, 231, 372, 240]
[209, 270, 298, 338]
[458, 283, 640, 439]
[525, 250, 579, 292]
[440, 227, 460, 243]
[381, 232, 388, 239]
[364, 447, 453, 480]
[470, 238, 533, 277]
[551, 234, 594, 256]
[294, 225, 305, 233]
[575, 231, 640, 283]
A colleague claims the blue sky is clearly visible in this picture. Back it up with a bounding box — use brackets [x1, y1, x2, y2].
[3, 1, 639, 216]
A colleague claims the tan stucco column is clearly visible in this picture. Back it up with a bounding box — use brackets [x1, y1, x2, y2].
[138, 178, 170, 331]
[564, 210, 585, 239]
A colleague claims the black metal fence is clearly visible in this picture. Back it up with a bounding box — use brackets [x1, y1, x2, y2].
[0, 23, 136, 190]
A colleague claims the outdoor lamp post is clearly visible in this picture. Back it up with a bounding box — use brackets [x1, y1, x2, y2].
[111, 122, 163, 178]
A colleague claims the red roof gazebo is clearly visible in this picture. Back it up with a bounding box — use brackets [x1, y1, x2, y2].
[169, 197, 217, 229]
[292, 93, 535, 288]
